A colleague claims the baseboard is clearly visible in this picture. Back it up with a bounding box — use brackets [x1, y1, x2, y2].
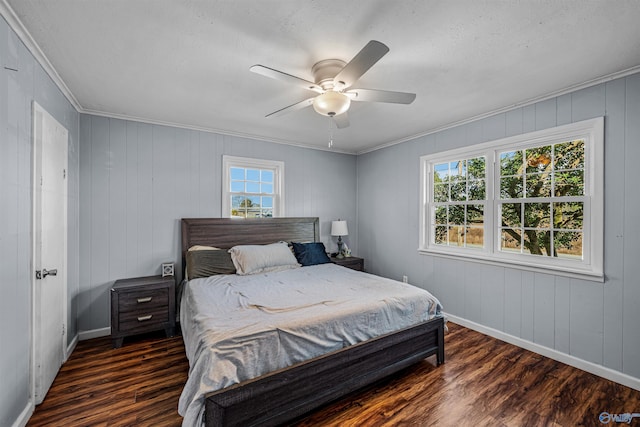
[11, 400, 33, 427]
[64, 334, 78, 361]
[78, 326, 111, 341]
[445, 313, 640, 392]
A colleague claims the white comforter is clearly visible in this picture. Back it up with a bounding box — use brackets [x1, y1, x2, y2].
[178, 263, 443, 426]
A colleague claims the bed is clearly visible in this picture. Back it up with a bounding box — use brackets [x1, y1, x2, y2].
[178, 217, 445, 427]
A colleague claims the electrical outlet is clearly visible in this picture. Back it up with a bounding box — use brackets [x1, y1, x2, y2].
[402, 275, 408, 283]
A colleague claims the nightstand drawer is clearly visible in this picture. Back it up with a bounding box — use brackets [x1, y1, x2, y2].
[119, 306, 169, 333]
[118, 288, 169, 312]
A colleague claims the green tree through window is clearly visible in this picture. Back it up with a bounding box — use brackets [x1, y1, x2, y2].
[420, 117, 603, 279]
[499, 140, 584, 258]
[432, 156, 486, 248]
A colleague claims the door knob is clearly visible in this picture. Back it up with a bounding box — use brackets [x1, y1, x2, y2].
[35, 268, 58, 280]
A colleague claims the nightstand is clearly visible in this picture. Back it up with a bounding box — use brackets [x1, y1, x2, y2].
[110, 275, 176, 348]
[331, 256, 364, 272]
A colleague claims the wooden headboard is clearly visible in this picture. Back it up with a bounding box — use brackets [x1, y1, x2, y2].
[181, 217, 320, 256]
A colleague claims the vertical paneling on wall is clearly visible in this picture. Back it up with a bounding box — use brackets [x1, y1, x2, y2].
[356, 72, 640, 381]
[0, 16, 79, 427]
[78, 115, 357, 332]
[622, 74, 640, 375]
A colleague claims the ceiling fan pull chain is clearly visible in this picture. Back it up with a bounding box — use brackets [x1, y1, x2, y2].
[328, 118, 334, 148]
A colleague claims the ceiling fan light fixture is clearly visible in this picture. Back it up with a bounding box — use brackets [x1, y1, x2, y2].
[313, 91, 350, 117]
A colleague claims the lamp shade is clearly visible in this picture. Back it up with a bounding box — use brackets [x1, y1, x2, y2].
[313, 91, 350, 117]
[331, 220, 348, 236]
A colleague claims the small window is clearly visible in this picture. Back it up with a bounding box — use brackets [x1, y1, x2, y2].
[420, 117, 603, 280]
[222, 156, 284, 218]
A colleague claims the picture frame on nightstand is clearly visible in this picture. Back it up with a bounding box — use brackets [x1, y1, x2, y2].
[162, 262, 174, 277]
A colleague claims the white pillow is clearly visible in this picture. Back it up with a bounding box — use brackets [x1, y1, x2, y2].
[229, 242, 300, 275]
[188, 245, 219, 251]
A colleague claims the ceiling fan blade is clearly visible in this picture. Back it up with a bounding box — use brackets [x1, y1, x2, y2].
[332, 112, 350, 129]
[333, 40, 389, 90]
[265, 98, 315, 118]
[250, 65, 323, 93]
[346, 88, 416, 104]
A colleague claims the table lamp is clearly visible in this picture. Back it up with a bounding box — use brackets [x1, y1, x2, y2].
[331, 220, 348, 259]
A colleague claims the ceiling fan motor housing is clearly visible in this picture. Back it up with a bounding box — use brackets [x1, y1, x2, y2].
[311, 59, 347, 90]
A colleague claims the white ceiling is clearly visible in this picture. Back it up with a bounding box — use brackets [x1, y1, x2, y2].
[4, 1, 640, 154]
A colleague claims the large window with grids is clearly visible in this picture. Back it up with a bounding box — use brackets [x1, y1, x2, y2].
[222, 156, 284, 218]
[420, 117, 603, 280]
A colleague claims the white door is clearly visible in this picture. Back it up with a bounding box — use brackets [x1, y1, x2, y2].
[32, 102, 68, 404]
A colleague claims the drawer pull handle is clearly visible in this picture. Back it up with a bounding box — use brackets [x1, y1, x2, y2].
[137, 315, 153, 322]
[137, 297, 152, 303]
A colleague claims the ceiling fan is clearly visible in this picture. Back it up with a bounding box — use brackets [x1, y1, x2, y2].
[249, 40, 416, 129]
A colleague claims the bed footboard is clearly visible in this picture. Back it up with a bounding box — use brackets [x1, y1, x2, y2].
[204, 316, 445, 426]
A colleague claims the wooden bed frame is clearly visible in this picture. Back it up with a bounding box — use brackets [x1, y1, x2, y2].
[181, 217, 445, 427]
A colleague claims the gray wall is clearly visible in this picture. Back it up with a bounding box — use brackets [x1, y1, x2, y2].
[0, 16, 80, 427]
[78, 115, 358, 333]
[357, 72, 640, 380]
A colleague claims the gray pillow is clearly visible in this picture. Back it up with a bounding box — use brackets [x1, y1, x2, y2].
[186, 249, 236, 279]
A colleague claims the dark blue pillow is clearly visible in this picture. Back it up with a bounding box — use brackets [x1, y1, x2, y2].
[292, 242, 332, 266]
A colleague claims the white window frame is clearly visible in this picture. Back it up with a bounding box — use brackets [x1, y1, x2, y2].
[419, 117, 604, 281]
[222, 155, 285, 218]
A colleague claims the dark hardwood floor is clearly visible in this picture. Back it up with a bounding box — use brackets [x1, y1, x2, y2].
[28, 323, 640, 427]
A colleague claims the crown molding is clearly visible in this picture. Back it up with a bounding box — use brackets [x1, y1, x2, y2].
[0, 0, 82, 111]
[357, 65, 640, 155]
[82, 108, 357, 155]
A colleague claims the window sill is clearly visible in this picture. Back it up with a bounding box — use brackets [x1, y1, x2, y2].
[418, 248, 604, 282]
